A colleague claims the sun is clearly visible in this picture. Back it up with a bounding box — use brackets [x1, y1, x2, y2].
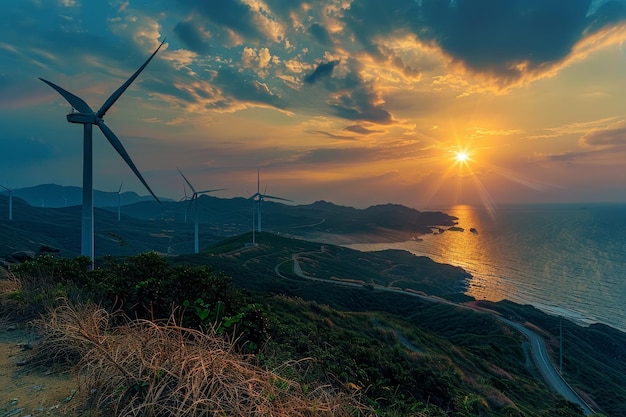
[455, 151, 469, 163]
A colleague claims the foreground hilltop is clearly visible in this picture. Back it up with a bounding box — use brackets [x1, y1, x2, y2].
[1, 232, 624, 415]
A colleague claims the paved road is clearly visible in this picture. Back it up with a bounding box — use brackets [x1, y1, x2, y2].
[287, 253, 596, 415]
[497, 317, 594, 415]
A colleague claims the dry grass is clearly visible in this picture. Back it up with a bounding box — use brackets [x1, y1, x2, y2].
[33, 300, 374, 416]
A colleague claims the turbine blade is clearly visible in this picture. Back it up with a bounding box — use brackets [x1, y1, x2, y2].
[248, 192, 260, 200]
[96, 39, 166, 118]
[197, 188, 226, 194]
[97, 120, 160, 203]
[39, 78, 93, 113]
[177, 168, 197, 194]
[264, 194, 292, 202]
[118, 182, 123, 193]
[0, 185, 10, 192]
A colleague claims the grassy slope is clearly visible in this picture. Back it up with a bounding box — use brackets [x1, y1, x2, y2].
[2, 223, 623, 415]
[167, 232, 626, 416]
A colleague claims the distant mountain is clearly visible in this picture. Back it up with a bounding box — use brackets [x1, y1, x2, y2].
[0, 184, 173, 208]
[0, 187, 457, 259]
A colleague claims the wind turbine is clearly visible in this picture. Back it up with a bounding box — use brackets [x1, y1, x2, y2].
[117, 182, 123, 221]
[177, 168, 225, 254]
[249, 168, 291, 234]
[40, 40, 165, 266]
[0, 185, 12, 221]
[179, 182, 190, 223]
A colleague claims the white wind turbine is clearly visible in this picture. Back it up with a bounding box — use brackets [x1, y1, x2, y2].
[117, 182, 123, 221]
[249, 168, 291, 235]
[40, 40, 165, 266]
[177, 168, 225, 254]
[0, 185, 12, 221]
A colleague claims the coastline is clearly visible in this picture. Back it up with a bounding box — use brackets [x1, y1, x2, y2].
[342, 237, 626, 335]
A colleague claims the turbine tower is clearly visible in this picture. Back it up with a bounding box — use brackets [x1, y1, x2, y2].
[40, 40, 165, 266]
[117, 182, 123, 221]
[0, 185, 12, 221]
[177, 168, 225, 254]
[249, 168, 291, 233]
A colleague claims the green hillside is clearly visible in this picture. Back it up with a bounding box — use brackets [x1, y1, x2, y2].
[1, 207, 624, 415]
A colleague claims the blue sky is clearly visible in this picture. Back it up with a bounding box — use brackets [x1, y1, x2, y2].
[2, 0, 626, 209]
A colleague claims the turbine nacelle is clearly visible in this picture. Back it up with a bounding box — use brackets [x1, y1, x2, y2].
[67, 112, 99, 124]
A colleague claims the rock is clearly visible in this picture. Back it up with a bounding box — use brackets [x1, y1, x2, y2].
[39, 244, 60, 253]
[8, 251, 36, 263]
[0, 258, 13, 270]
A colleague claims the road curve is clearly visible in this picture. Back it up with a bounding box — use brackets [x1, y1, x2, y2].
[288, 254, 596, 415]
[497, 317, 594, 415]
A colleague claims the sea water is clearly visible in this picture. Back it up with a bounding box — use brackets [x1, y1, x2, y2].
[346, 204, 626, 333]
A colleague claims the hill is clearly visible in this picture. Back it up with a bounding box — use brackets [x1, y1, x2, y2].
[2, 230, 625, 414]
[0, 183, 170, 208]
[166, 232, 623, 415]
[0, 190, 456, 261]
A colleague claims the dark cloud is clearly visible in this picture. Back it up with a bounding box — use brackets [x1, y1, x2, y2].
[580, 127, 626, 147]
[343, 0, 626, 85]
[181, 0, 266, 41]
[418, 0, 591, 77]
[212, 68, 287, 109]
[174, 20, 210, 54]
[343, 1, 423, 79]
[343, 125, 381, 135]
[140, 79, 199, 104]
[328, 79, 394, 125]
[308, 23, 332, 46]
[304, 60, 340, 84]
[308, 130, 357, 140]
[305, 62, 395, 125]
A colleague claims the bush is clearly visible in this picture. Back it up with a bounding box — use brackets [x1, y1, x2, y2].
[32, 300, 374, 417]
[9, 252, 269, 350]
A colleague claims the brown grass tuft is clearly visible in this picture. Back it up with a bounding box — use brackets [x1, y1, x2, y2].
[33, 300, 374, 416]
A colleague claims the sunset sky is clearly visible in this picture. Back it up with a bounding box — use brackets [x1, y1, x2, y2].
[2, 0, 626, 209]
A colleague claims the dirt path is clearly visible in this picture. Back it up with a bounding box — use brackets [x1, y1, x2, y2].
[0, 325, 83, 416]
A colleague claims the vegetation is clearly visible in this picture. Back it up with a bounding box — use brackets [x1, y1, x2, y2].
[1, 238, 622, 415]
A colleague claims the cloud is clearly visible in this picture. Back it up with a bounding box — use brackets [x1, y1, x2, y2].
[343, 124, 382, 135]
[580, 126, 626, 147]
[308, 23, 333, 46]
[304, 60, 340, 84]
[174, 20, 210, 54]
[181, 0, 285, 44]
[343, 0, 626, 89]
[212, 68, 287, 109]
[328, 86, 394, 125]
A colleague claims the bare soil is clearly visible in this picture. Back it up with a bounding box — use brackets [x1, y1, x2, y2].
[0, 325, 85, 416]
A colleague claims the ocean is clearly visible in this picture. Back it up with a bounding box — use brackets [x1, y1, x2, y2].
[345, 204, 626, 333]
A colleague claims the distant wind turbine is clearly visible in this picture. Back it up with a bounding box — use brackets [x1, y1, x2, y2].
[177, 168, 225, 254]
[179, 182, 190, 223]
[249, 168, 291, 234]
[0, 185, 12, 221]
[39, 40, 165, 266]
[117, 182, 123, 221]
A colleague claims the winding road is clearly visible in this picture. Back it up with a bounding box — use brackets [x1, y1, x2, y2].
[279, 252, 596, 415]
